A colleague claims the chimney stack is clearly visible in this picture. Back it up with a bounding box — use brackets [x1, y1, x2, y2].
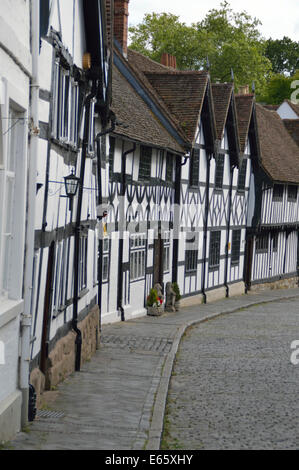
[114, 0, 129, 57]
[238, 85, 250, 95]
[161, 53, 177, 69]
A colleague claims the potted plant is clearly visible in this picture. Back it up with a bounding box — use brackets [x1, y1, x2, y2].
[172, 282, 181, 311]
[146, 288, 163, 316]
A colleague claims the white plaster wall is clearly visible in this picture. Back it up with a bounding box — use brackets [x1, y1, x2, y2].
[0, 316, 20, 403]
[0, 0, 30, 432]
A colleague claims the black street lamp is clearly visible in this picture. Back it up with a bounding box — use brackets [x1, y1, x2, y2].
[64, 171, 80, 210]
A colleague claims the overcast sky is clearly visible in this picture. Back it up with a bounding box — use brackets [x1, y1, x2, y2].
[128, 0, 299, 41]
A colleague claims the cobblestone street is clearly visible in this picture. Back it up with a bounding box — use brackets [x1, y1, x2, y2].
[4, 289, 299, 450]
[162, 297, 299, 450]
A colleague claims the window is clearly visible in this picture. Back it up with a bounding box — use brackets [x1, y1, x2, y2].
[215, 154, 225, 190]
[165, 153, 174, 183]
[52, 58, 79, 146]
[102, 237, 110, 282]
[273, 184, 284, 201]
[237, 159, 247, 191]
[130, 234, 146, 281]
[87, 99, 96, 156]
[185, 250, 198, 274]
[189, 148, 200, 186]
[185, 231, 198, 274]
[272, 233, 278, 252]
[139, 146, 152, 181]
[163, 231, 170, 273]
[256, 234, 268, 253]
[209, 231, 221, 268]
[52, 240, 68, 315]
[109, 136, 115, 179]
[288, 185, 297, 202]
[78, 235, 88, 291]
[231, 230, 241, 265]
[1, 108, 21, 295]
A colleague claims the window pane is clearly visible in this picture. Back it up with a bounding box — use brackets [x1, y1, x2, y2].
[231, 230, 241, 264]
[237, 159, 247, 191]
[139, 146, 152, 181]
[215, 154, 224, 189]
[190, 149, 199, 186]
[166, 153, 173, 182]
[273, 184, 284, 200]
[209, 231, 221, 267]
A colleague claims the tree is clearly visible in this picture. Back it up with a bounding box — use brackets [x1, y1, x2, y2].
[259, 70, 299, 105]
[129, 2, 272, 97]
[265, 37, 299, 75]
[129, 12, 202, 70]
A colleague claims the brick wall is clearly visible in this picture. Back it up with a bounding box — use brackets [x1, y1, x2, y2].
[114, 0, 129, 56]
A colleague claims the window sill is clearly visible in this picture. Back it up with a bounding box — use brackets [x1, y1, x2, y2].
[0, 299, 24, 329]
[209, 265, 220, 272]
[78, 288, 89, 299]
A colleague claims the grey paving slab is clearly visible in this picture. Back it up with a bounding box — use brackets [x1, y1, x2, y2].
[5, 287, 299, 450]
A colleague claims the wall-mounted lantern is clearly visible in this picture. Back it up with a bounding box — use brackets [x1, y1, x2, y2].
[64, 171, 80, 210]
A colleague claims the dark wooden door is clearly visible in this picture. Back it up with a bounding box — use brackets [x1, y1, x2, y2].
[40, 242, 55, 374]
[153, 233, 164, 287]
[244, 236, 253, 292]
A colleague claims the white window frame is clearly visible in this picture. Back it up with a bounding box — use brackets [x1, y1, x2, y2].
[0, 101, 26, 300]
[102, 237, 110, 283]
[52, 58, 79, 146]
[130, 234, 146, 281]
[78, 234, 88, 292]
[163, 231, 171, 273]
[87, 98, 96, 157]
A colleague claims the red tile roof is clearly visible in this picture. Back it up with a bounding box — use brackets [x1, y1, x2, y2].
[283, 119, 299, 147]
[211, 83, 234, 141]
[255, 104, 299, 183]
[111, 64, 185, 154]
[235, 94, 255, 153]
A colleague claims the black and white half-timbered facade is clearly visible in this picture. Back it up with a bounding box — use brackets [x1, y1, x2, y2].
[244, 102, 299, 290]
[97, 45, 187, 323]
[27, 0, 112, 400]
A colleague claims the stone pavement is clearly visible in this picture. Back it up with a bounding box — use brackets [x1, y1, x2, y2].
[5, 287, 299, 450]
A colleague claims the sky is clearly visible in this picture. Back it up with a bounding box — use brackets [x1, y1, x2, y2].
[128, 0, 299, 42]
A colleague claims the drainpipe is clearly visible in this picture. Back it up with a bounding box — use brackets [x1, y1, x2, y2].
[201, 154, 212, 304]
[95, 116, 116, 332]
[117, 142, 136, 321]
[72, 79, 97, 372]
[224, 165, 234, 297]
[21, 0, 40, 427]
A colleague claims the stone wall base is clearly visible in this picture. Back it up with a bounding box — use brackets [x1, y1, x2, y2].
[228, 281, 246, 298]
[205, 286, 227, 303]
[30, 305, 100, 407]
[180, 293, 204, 308]
[250, 276, 299, 293]
[0, 391, 22, 444]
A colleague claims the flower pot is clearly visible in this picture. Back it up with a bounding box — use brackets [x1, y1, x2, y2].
[175, 300, 180, 311]
[147, 305, 163, 316]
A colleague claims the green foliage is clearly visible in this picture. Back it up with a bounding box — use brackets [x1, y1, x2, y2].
[259, 70, 299, 105]
[129, 12, 201, 70]
[129, 2, 272, 97]
[265, 37, 299, 75]
[146, 288, 159, 307]
[172, 282, 181, 302]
